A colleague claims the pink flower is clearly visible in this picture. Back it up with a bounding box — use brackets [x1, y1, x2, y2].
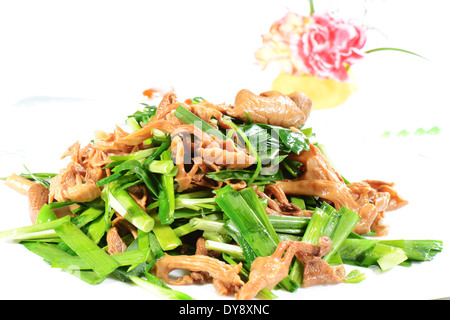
[294, 14, 367, 81]
[255, 12, 307, 75]
[256, 12, 367, 82]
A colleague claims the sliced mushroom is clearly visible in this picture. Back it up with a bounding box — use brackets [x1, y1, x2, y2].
[5, 173, 37, 195]
[190, 237, 222, 284]
[106, 227, 128, 254]
[112, 216, 138, 239]
[106, 216, 138, 254]
[153, 253, 244, 296]
[237, 237, 345, 300]
[28, 183, 50, 225]
[225, 89, 312, 128]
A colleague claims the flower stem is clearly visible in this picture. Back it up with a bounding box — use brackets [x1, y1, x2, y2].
[309, 0, 315, 15]
[365, 47, 428, 60]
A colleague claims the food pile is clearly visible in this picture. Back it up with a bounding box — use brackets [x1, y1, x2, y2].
[0, 89, 443, 300]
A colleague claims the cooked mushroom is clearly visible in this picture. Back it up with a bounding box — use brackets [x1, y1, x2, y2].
[153, 253, 244, 296]
[5, 173, 37, 195]
[106, 227, 128, 254]
[106, 216, 138, 254]
[28, 183, 50, 225]
[224, 89, 312, 128]
[190, 237, 222, 284]
[237, 237, 345, 300]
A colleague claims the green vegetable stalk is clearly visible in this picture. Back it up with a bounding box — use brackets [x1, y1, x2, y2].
[54, 222, 120, 277]
[107, 184, 155, 233]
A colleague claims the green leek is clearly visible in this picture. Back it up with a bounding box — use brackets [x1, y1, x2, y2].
[108, 184, 154, 232]
[35, 204, 57, 224]
[130, 275, 194, 300]
[322, 206, 360, 263]
[215, 186, 277, 258]
[148, 160, 175, 175]
[216, 186, 298, 292]
[52, 248, 151, 270]
[54, 222, 119, 277]
[205, 240, 245, 260]
[0, 215, 71, 240]
[189, 218, 228, 234]
[174, 105, 226, 140]
[158, 149, 176, 225]
[22, 241, 107, 285]
[150, 213, 181, 251]
[71, 207, 104, 229]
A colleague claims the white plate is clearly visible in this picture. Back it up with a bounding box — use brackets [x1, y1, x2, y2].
[0, 92, 449, 300]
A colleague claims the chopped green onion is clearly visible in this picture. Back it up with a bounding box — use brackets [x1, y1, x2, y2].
[174, 105, 227, 141]
[98, 160, 160, 198]
[22, 242, 107, 285]
[339, 238, 409, 271]
[241, 123, 309, 155]
[190, 97, 204, 104]
[148, 160, 175, 175]
[150, 213, 181, 251]
[206, 169, 283, 183]
[189, 218, 228, 234]
[205, 240, 244, 260]
[126, 117, 142, 131]
[202, 231, 231, 243]
[378, 239, 443, 261]
[338, 238, 377, 266]
[173, 190, 218, 212]
[216, 185, 299, 293]
[130, 275, 194, 300]
[52, 248, 151, 270]
[224, 218, 258, 265]
[108, 184, 155, 233]
[173, 222, 196, 238]
[157, 149, 176, 225]
[106, 147, 158, 168]
[222, 118, 261, 185]
[290, 197, 306, 210]
[143, 136, 171, 167]
[19, 172, 58, 181]
[65, 270, 107, 285]
[322, 206, 360, 263]
[71, 207, 104, 229]
[0, 215, 71, 240]
[35, 204, 57, 224]
[54, 222, 120, 277]
[85, 214, 107, 245]
[239, 187, 279, 243]
[215, 186, 277, 258]
[267, 215, 310, 231]
[22, 241, 74, 263]
[23, 165, 50, 189]
[301, 207, 330, 244]
[370, 244, 408, 271]
[344, 269, 366, 283]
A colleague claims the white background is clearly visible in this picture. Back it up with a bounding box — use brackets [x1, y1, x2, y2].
[0, 0, 449, 300]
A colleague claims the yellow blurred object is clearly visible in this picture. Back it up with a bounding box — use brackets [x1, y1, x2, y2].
[272, 71, 357, 109]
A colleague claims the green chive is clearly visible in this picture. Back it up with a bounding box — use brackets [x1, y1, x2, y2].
[54, 222, 119, 277]
[174, 105, 227, 141]
[0, 215, 71, 240]
[150, 213, 181, 251]
[51, 248, 151, 270]
[108, 185, 155, 233]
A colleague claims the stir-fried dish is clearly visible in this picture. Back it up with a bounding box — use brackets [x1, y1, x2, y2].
[0, 88, 443, 300]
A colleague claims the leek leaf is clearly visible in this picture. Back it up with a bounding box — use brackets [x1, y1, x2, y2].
[54, 222, 119, 277]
